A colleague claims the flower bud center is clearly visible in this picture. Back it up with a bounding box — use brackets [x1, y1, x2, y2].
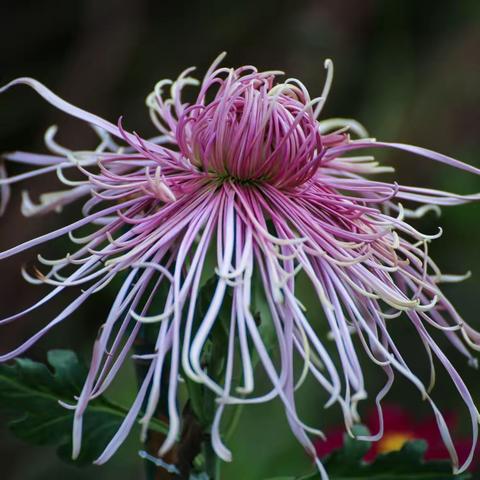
[175, 72, 324, 188]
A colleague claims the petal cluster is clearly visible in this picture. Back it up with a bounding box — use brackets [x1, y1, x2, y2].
[149, 56, 346, 187]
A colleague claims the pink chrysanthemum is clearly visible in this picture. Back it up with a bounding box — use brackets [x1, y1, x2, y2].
[1, 54, 479, 478]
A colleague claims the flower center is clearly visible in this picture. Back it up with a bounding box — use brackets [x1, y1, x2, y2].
[175, 70, 324, 188]
[377, 432, 414, 454]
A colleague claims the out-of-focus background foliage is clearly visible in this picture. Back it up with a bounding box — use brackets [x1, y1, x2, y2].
[0, 1, 479, 479]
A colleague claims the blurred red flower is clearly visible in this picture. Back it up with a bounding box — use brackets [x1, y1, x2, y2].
[314, 405, 478, 467]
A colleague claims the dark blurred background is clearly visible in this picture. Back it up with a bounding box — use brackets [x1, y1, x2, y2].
[0, 1, 479, 479]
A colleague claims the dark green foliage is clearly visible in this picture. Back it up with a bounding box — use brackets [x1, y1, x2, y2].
[0, 349, 168, 465]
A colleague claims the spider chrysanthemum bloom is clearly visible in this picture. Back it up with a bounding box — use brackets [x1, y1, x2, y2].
[1, 54, 480, 477]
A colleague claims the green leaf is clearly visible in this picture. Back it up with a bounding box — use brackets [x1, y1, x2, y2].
[321, 424, 372, 476]
[0, 349, 168, 465]
[352, 440, 471, 480]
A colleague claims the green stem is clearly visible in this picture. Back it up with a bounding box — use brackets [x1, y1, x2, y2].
[225, 403, 244, 441]
[135, 340, 168, 480]
[204, 437, 221, 480]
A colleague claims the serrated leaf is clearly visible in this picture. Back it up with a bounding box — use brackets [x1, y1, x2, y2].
[0, 349, 168, 465]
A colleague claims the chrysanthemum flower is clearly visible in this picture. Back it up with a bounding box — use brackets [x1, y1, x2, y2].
[1, 54, 480, 478]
